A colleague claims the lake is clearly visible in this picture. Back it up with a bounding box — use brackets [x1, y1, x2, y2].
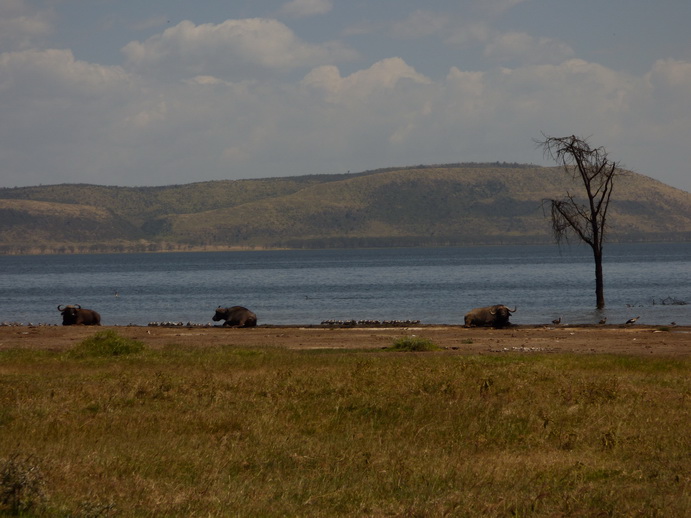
[0, 243, 689, 326]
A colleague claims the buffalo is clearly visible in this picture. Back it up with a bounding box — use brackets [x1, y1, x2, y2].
[212, 306, 257, 328]
[57, 304, 101, 326]
[464, 305, 516, 328]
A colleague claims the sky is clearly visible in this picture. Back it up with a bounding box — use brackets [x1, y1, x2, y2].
[1, 1, 690, 192]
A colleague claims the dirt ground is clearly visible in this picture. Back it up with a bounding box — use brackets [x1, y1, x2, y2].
[0, 323, 689, 357]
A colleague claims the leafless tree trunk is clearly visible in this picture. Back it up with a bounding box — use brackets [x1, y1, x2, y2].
[536, 134, 622, 309]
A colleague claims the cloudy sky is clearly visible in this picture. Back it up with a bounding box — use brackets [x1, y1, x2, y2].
[1, 0, 690, 191]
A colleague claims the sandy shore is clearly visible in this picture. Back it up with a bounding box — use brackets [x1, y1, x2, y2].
[1, 324, 689, 357]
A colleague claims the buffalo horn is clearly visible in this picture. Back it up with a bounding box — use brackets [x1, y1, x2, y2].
[509, 306, 517, 313]
[75, 304, 82, 309]
[57, 304, 65, 311]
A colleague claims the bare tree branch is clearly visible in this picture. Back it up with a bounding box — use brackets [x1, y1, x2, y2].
[535, 134, 622, 309]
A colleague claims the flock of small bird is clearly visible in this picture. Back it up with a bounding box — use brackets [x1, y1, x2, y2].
[0, 321, 216, 327]
[147, 321, 211, 327]
[1, 321, 56, 327]
[551, 316, 640, 326]
[2, 316, 684, 327]
[320, 319, 421, 327]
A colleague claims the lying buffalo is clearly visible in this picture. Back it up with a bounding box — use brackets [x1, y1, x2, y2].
[57, 304, 101, 326]
[212, 306, 257, 328]
[464, 305, 516, 328]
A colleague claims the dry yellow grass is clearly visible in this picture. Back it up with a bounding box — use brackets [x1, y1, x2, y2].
[0, 330, 689, 516]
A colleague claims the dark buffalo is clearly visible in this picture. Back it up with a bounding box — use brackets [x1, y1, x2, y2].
[57, 304, 101, 326]
[212, 306, 257, 328]
[464, 305, 516, 328]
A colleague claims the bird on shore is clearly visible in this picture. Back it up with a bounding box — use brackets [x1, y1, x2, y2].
[552, 317, 561, 325]
[599, 317, 607, 325]
[625, 316, 639, 325]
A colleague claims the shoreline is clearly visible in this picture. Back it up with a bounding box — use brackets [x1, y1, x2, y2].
[1, 324, 689, 357]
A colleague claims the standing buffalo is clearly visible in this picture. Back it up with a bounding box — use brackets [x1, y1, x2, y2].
[57, 304, 101, 326]
[212, 306, 257, 328]
[464, 305, 516, 328]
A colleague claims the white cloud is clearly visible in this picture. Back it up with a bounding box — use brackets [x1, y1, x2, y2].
[484, 32, 575, 65]
[645, 58, 691, 100]
[301, 57, 431, 101]
[132, 15, 171, 32]
[444, 22, 492, 47]
[0, 48, 138, 185]
[0, 48, 130, 98]
[0, 0, 54, 51]
[122, 19, 357, 79]
[625, 59, 691, 149]
[127, 101, 168, 129]
[473, 0, 530, 16]
[279, 0, 333, 18]
[350, 10, 491, 50]
[388, 10, 451, 39]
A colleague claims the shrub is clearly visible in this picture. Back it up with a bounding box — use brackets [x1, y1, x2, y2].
[0, 455, 45, 515]
[387, 335, 440, 352]
[68, 330, 145, 358]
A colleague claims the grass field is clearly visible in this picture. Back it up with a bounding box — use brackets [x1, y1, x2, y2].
[0, 331, 689, 516]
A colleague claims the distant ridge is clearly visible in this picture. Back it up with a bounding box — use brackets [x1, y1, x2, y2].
[1, 164, 690, 254]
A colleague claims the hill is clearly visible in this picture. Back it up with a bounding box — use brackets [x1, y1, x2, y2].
[1, 164, 690, 254]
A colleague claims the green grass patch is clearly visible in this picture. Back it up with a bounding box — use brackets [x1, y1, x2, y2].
[66, 329, 145, 358]
[387, 335, 440, 351]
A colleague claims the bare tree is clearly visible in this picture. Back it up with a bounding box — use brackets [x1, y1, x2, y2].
[536, 134, 623, 309]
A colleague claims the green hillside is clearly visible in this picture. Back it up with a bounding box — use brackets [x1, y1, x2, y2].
[1, 164, 690, 254]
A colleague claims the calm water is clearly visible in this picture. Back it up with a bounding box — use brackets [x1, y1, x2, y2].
[0, 244, 689, 326]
